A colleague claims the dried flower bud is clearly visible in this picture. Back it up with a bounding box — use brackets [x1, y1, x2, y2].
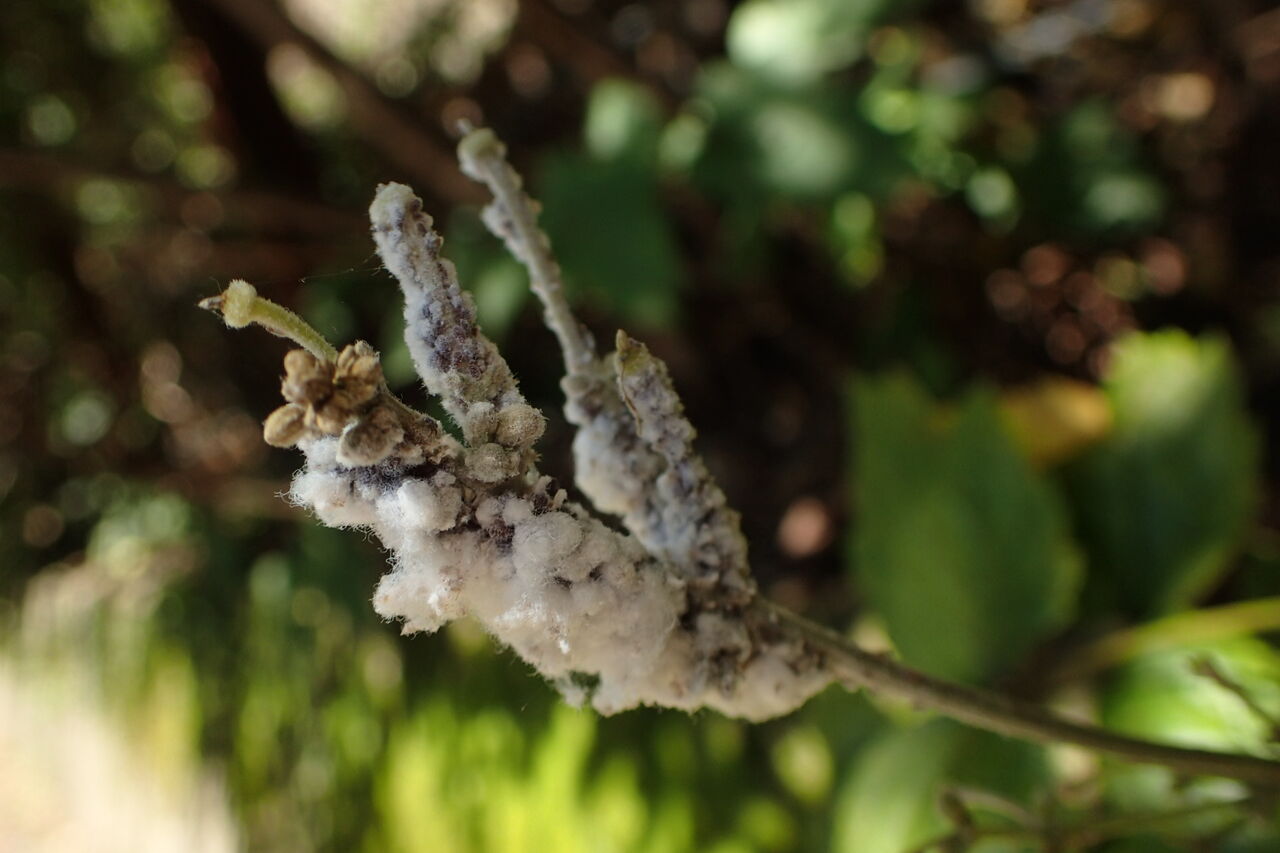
[263, 403, 308, 447]
[464, 402, 498, 440]
[333, 341, 382, 409]
[309, 406, 345, 436]
[337, 405, 404, 467]
[466, 442, 515, 483]
[282, 349, 332, 405]
[314, 343, 382, 434]
[337, 339, 376, 370]
[278, 343, 387, 436]
[495, 403, 546, 447]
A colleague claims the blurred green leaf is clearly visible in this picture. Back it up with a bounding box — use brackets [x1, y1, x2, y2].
[1065, 331, 1259, 614]
[1219, 828, 1280, 853]
[1098, 639, 1278, 845]
[1018, 101, 1166, 237]
[1102, 636, 1280, 759]
[851, 373, 1082, 682]
[827, 192, 884, 287]
[87, 0, 170, 58]
[526, 79, 680, 328]
[771, 724, 835, 805]
[1097, 839, 1191, 853]
[966, 165, 1020, 227]
[537, 152, 681, 329]
[832, 719, 1046, 853]
[692, 64, 910, 204]
[585, 78, 663, 164]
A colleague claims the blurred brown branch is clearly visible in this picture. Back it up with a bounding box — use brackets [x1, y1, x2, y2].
[0, 147, 363, 237]
[199, 0, 482, 205]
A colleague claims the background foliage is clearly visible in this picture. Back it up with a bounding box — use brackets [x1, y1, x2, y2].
[4, 0, 1280, 850]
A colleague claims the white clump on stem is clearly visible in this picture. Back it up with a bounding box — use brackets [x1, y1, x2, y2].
[284, 435, 828, 719]
[251, 169, 831, 721]
[200, 127, 1280, 785]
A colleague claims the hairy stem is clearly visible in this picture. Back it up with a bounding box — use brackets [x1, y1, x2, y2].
[755, 599, 1280, 786]
[198, 279, 337, 363]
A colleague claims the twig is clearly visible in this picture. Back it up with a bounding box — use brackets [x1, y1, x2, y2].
[755, 599, 1280, 785]
[455, 126, 691, 572]
[201, 0, 479, 205]
[908, 795, 1253, 852]
[614, 330, 753, 595]
[517, 0, 679, 110]
[204, 281, 1280, 784]
[0, 147, 363, 236]
[1058, 797, 1252, 847]
[198, 279, 337, 362]
[455, 125, 1280, 784]
[908, 827, 1031, 853]
[943, 787, 1039, 827]
[456, 127, 597, 375]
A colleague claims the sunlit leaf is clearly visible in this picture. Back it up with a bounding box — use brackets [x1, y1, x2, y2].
[1102, 636, 1280, 759]
[1099, 637, 1280, 833]
[537, 153, 681, 329]
[585, 78, 663, 164]
[726, 0, 904, 86]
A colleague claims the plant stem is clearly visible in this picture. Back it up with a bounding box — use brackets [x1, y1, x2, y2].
[457, 127, 597, 375]
[909, 796, 1252, 852]
[754, 598, 1280, 786]
[198, 280, 337, 363]
[1058, 796, 1250, 847]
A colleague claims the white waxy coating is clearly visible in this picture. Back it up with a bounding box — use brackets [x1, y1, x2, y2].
[276, 174, 835, 722]
[287, 445, 830, 721]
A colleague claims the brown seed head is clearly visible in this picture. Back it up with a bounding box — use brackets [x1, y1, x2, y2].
[263, 403, 309, 447]
[335, 342, 382, 400]
[277, 343, 385, 436]
[281, 349, 332, 406]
